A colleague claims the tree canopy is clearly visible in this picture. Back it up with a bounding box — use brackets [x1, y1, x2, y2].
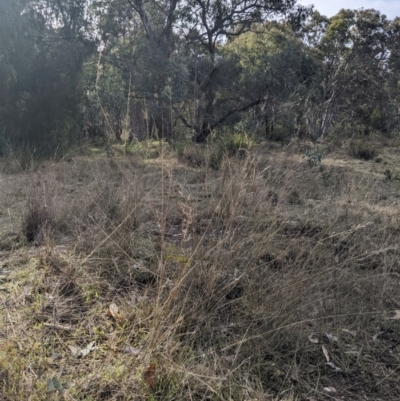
[1, 0, 400, 154]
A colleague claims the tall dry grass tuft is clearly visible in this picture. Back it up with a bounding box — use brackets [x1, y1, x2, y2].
[22, 170, 60, 245]
[138, 152, 400, 399]
[2, 145, 400, 400]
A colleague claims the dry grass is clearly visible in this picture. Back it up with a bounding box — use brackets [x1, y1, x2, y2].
[1, 141, 400, 400]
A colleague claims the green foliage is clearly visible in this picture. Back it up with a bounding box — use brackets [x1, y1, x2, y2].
[300, 8, 400, 141]
[217, 24, 309, 140]
[123, 143, 137, 156]
[82, 59, 128, 142]
[304, 149, 324, 166]
[47, 373, 64, 394]
[209, 132, 255, 169]
[2, 0, 400, 151]
[222, 132, 255, 157]
[92, 0, 310, 143]
[370, 108, 385, 131]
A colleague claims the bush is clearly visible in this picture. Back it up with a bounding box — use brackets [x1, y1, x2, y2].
[222, 132, 255, 157]
[209, 132, 255, 169]
[348, 140, 378, 160]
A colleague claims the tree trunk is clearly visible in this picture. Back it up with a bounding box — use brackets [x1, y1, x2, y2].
[152, 107, 172, 139]
[130, 101, 146, 141]
[192, 124, 212, 143]
[115, 118, 122, 142]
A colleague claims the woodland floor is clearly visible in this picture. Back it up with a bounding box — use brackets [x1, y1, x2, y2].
[1, 139, 400, 400]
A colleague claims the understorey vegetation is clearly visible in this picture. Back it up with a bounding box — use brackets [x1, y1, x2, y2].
[1, 140, 400, 400]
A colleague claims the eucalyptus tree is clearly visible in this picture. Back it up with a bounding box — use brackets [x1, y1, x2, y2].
[192, 23, 316, 139]
[90, 0, 188, 140]
[299, 9, 355, 140]
[385, 17, 400, 132]
[117, 0, 310, 141]
[342, 9, 392, 134]
[177, 0, 312, 141]
[301, 8, 396, 140]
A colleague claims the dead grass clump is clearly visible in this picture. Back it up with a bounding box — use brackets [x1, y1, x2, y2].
[66, 159, 144, 257]
[178, 143, 207, 167]
[22, 174, 60, 245]
[0, 232, 23, 251]
[348, 139, 379, 160]
[136, 155, 400, 399]
[23, 198, 53, 244]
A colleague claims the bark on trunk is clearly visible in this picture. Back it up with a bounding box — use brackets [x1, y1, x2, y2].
[130, 101, 146, 141]
[115, 119, 122, 142]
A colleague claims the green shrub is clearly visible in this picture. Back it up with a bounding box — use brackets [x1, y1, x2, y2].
[370, 107, 384, 130]
[209, 133, 255, 169]
[304, 149, 324, 167]
[223, 132, 255, 157]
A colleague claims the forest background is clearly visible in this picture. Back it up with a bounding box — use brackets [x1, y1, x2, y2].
[1, 0, 400, 156]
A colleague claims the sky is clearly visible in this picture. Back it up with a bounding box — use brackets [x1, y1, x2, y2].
[297, 0, 400, 19]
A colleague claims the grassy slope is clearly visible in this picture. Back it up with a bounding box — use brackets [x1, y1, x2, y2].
[1, 141, 400, 400]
